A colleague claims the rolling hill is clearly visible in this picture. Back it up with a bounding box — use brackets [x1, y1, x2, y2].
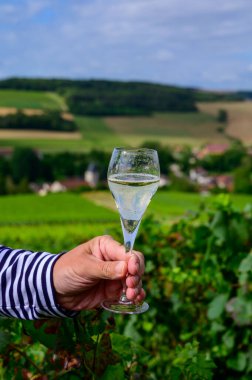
[0, 79, 251, 151]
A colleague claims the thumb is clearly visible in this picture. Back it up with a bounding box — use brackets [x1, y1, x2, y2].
[97, 259, 127, 280]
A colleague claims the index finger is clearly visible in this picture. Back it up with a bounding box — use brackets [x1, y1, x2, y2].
[90, 235, 129, 261]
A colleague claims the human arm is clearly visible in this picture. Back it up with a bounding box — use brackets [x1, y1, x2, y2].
[0, 236, 145, 319]
[0, 245, 77, 319]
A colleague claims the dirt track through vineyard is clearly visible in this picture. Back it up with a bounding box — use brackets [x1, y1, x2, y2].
[0, 129, 81, 139]
[0, 107, 43, 116]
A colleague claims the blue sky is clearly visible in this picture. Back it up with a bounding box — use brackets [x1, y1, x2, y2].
[0, 0, 252, 90]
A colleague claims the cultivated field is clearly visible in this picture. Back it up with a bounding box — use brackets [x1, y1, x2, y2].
[0, 107, 43, 116]
[0, 111, 228, 152]
[198, 101, 252, 144]
[1, 191, 252, 253]
[0, 193, 117, 225]
[84, 190, 252, 221]
[104, 111, 228, 147]
[0, 129, 81, 140]
[0, 193, 118, 252]
[0, 90, 67, 110]
[0, 88, 252, 151]
[0, 222, 117, 253]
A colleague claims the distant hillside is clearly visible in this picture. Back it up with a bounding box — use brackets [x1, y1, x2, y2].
[0, 89, 66, 110]
[0, 77, 197, 115]
[193, 89, 244, 102]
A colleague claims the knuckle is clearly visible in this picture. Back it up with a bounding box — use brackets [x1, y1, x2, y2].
[102, 234, 113, 241]
[134, 250, 144, 262]
[101, 262, 112, 278]
[100, 234, 113, 246]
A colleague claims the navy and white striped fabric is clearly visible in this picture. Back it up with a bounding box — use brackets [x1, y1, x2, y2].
[0, 245, 77, 320]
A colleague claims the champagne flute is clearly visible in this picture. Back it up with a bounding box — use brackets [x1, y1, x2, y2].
[101, 148, 160, 314]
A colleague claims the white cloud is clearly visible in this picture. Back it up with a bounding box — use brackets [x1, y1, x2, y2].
[1, 0, 252, 89]
[0, 4, 17, 13]
[0, 3, 19, 22]
[0, 0, 52, 23]
[25, 0, 51, 17]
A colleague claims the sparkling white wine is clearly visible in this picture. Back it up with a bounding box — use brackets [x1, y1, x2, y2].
[108, 173, 159, 234]
[101, 148, 160, 314]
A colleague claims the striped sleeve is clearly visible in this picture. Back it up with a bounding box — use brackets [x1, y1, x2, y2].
[0, 245, 78, 320]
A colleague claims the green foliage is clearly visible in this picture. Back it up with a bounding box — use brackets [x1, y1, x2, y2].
[0, 196, 251, 379]
[217, 109, 228, 123]
[169, 341, 216, 380]
[173, 146, 194, 174]
[234, 156, 252, 194]
[140, 141, 174, 174]
[0, 148, 111, 193]
[130, 196, 251, 379]
[200, 141, 246, 173]
[66, 84, 197, 115]
[194, 90, 243, 102]
[169, 173, 198, 192]
[11, 147, 40, 184]
[0, 158, 9, 195]
[0, 110, 77, 131]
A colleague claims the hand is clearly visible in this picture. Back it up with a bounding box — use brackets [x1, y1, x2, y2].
[53, 235, 146, 310]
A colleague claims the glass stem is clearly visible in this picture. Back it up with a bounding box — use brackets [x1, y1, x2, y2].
[120, 241, 132, 303]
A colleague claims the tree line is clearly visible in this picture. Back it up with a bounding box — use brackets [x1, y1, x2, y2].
[64, 83, 197, 115]
[0, 78, 197, 115]
[0, 148, 110, 195]
[0, 111, 77, 131]
[0, 77, 249, 114]
[1, 141, 252, 195]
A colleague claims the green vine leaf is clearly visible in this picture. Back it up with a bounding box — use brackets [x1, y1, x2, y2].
[207, 294, 229, 320]
[100, 363, 125, 380]
[0, 331, 11, 353]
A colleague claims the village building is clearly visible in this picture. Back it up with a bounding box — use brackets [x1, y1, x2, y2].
[195, 143, 229, 160]
[84, 163, 100, 188]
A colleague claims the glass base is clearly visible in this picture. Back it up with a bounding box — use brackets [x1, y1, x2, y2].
[101, 299, 149, 314]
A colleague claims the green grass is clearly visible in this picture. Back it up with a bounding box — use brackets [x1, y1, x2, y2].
[148, 191, 205, 219]
[147, 191, 252, 220]
[1, 191, 251, 226]
[0, 192, 119, 252]
[83, 190, 252, 221]
[75, 116, 124, 149]
[0, 193, 117, 225]
[1, 191, 252, 253]
[0, 222, 117, 253]
[0, 90, 67, 110]
[0, 138, 92, 153]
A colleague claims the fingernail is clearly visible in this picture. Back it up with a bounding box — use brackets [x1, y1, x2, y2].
[115, 261, 125, 275]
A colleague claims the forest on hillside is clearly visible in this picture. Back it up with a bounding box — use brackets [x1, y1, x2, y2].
[0, 77, 198, 115]
[1, 77, 249, 116]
